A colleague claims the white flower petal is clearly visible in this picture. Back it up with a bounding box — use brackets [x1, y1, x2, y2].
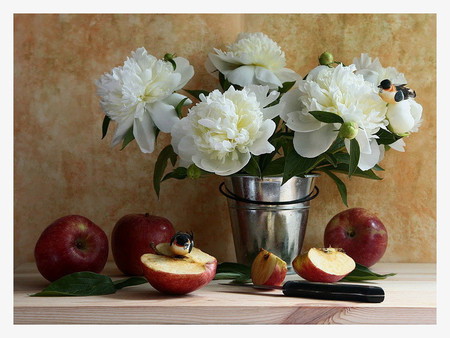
[246, 85, 279, 108]
[357, 139, 381, 170]
[254, 66, 283, 88]
[389, 138, 406, 152]
[227, 65, 257, 87]
[111, 115, 134, 148]
[207, 53, 238, 75]
[279, 88, 302, 121]
[173, 57, 194, 90]
[148, 101, 180, 133]
[285, 111, 323, 133]
[247, 119, 276, 155]
[274, 68, 301, 84]
[387, 100, 415, 134]
[194, 152, 251, 176]
[162, 93, 192, 107]
[293, 124, 338, 158]
[133, 112, 156, 153]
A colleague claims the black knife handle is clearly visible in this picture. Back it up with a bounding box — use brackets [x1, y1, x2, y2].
[282, 280, 385, 303]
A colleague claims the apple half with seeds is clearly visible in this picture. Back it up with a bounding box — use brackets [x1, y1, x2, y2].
[292, 248, 355, 283]
[140, 243, 217, 295]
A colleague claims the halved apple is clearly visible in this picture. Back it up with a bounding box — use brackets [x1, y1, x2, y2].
[140, 243, 217, 295]
[251, 248, 287, 286]
[292, 248, 355, 283]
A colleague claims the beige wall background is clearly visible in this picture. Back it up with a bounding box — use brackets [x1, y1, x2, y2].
[14, 14, 436, 268]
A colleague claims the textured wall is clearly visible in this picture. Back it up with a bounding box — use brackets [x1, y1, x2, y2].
[14, 14, 436, 268]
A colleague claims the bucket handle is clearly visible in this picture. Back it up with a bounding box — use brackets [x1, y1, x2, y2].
[219, 182, 319, 206]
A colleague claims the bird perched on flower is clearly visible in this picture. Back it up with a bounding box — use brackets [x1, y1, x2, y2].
[378, 79, 416, 104]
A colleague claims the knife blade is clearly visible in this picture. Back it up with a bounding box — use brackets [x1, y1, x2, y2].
[220, 280, 385, 303]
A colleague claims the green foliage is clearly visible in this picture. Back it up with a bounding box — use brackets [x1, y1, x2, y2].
[30, 272, 147, 297]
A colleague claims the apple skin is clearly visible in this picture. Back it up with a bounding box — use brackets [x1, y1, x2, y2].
[34, 215, 109, 282]
[140, 244, 217, 295]
[251, 249, 287, 286]
[111, 213, 176, 276]
[292, 251, 347, 283]
[324, 208, 388, 267]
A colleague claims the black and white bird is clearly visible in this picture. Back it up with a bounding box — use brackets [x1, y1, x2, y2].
[378, 79, 416, 104]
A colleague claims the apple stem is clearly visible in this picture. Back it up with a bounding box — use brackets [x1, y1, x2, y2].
[145, 213, 149, 217]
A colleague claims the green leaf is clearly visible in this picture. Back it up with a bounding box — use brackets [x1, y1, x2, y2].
[282, 149, 323, 184]
[214, 262, 251, 283]
[262, 157, 285, 176]
[243, 155, 261, 177]
[184, 89, 210, 101]
[320, 164, 382, 181]
[113, 276, 147, 290]
[101, 115, 111, 139]
[162, 167, 188, 181]
[175, 97, 189, 118]
[321, 168, 348, 206]
[375, 128, 403, 145]
[30, 272, 117, 297]
[30, 272, 148, 297]
[153, 145, 178, 197]
[121, 126, 135, 150]
[309, 111, 344, 124]
[348, 138, 360, 177]
[278, 81, 296, 94]
[342, 263, 396, 282]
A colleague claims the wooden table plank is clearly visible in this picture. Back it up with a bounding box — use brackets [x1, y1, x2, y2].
[14, 262, 436, 324]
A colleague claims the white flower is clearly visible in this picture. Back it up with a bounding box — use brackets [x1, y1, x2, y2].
[386, 99, 423, 135]
[171, 85, 281, 175]
[96, 47, 194, 153]
[280, 64, 388, 170]
[353, 53, 423, 138]
[353, 53, 407, 86]
[206, 32, 300, 89]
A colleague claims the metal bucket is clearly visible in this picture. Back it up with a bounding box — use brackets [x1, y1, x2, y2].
[220, 175, 319, 273]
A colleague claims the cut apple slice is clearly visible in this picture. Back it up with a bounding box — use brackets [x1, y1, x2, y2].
[292, 248, 355, 283]
[141, 243, 217, 295]
[251, 248, 287, 286]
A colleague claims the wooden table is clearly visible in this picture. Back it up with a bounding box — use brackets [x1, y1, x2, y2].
[14, 262, 436, 324]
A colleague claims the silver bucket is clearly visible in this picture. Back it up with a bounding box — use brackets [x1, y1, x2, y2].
[220, 175, 319, 273]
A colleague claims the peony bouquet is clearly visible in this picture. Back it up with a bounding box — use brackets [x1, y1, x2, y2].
[96, 32, 423, 205]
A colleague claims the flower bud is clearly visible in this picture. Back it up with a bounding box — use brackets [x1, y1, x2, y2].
[319, 52, 334, 65]
[338, 121, 359, 139]
[187, 164, 202, 179]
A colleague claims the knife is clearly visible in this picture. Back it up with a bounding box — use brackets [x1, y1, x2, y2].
[220, 280, 385, 303]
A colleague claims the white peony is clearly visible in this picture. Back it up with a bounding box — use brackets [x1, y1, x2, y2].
[171, 85, 281, 175]
[206, 32, 300, 89]
[280, 64, 388, 170]
[353, 53, 423, 137]
[96, 47, 194, 153]
[353, 53, 407, 86]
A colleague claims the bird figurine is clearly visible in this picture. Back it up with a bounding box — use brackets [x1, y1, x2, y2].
[169, 231, 194, 257]
[378, 79, 416, 104]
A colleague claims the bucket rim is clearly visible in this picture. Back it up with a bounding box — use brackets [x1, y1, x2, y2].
[228, 173, 321, 180]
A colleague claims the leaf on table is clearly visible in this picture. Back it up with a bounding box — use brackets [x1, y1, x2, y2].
[341, 263, 396, 282]
[30, 272, 147, 297]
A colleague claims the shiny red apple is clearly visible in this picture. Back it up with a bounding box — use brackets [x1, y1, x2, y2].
[34, 215, 109, 282]
[324, 208, 388, 267]
[140, 243, 217, 295]
[111, 213, 176, 276]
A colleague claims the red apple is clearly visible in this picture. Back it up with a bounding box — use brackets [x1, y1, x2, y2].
[140, 242, 217, 295]
[251, 248, 287, 286]
[34, 215, 108, 282]
[111, 213, 176, 276]
[324, 208, 388, 267]
[292, 248, 355, 283]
